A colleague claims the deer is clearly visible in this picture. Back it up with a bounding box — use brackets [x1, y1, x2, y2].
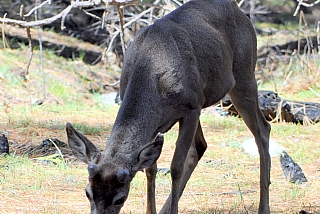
[66, 0, 271, 213]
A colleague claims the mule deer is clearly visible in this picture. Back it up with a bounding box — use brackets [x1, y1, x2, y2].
[66, 0, 271, 213]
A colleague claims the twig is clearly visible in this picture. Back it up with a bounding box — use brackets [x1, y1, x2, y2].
[308, 87, 320, 98]
[105, 80, 120, 87]
[102, 10, 108, 29]
[102, 0, 164, 58]
[270, 99, 284, 123]
[49, 139, 66, 167]
[1, 13, 9, 49]
[123, 2, 165, 8]
[24, 0, 52, 18]
[237, 0, 245, 7]
[0, 171, 5, 180]
[18, 1, 32, 79]
[82, 9, 103, 21]
[295, 50, 316, 72]
[35, 0, 46, 99]
[117, 5, 126, 55]
[102, 6, 157, 61]
[293, 0, 303, 17]
[24, 27, 33, 79]
[102, 29, 119, 60]
[278, 57, 294, 95]
[294, 0, 320, 16]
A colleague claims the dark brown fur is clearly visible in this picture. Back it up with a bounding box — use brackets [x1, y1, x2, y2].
[66, 0, 271, 213]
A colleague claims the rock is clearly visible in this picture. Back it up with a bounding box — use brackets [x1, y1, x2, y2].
[157, 168, 170, 175]
[280, 151, 308, 184]
[0, 134, 9, 155]
[40, 138, 67, 148]
[100, 92, 119, 104]
[241, 138, 285, 158]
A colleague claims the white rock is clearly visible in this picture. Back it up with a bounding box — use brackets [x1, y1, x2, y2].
[241, 138, 285, 158]
[100, 92, 118, 104]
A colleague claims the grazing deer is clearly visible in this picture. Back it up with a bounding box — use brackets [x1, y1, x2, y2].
[66, 0, 271, 213]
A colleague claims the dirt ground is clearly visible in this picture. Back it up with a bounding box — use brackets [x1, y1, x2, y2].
[1, 103, 320, 213]
[1, 48, 320, 213]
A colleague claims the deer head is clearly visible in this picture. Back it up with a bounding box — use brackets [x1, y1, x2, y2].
[66, 122, 164, 214]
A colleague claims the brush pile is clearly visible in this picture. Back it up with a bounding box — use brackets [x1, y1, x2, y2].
[8, 138, 74, 160]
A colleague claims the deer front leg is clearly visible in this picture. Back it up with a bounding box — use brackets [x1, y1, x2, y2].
[160, 109, 200, 214]
[146, 163, 158, 214]
[160, 121, 207, 213]
[176, 121, 207, 197]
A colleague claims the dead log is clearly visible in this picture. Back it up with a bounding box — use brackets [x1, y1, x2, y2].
[2, 25, 103, 64]
[221, 90, 320, 125]
[257, 37, 319, 62]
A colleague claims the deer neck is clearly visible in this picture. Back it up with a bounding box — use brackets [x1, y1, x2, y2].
[104, 99, 162, 159]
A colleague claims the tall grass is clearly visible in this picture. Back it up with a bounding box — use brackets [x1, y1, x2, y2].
[256, 13, 320, 100]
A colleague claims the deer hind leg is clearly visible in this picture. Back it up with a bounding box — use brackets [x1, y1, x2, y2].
[160, 121, 207, 214]
[228, 82, 271, 214]
[146, 163, 158, 214]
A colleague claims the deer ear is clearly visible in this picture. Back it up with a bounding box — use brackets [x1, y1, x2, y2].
[66, 122, 101, 164]
[132, 133, 164, 172]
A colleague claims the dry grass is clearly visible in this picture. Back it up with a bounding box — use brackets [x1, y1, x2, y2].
[1, 105, 320, 214]
[256, 13, 320, 98]
[0, 30, 319, 213]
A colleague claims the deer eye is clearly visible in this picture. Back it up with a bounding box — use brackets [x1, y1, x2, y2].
[114, 196, 126, 206]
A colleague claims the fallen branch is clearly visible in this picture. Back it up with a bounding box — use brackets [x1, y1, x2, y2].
[3, 25, 104, 64]
[0, 0, 100, 29]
